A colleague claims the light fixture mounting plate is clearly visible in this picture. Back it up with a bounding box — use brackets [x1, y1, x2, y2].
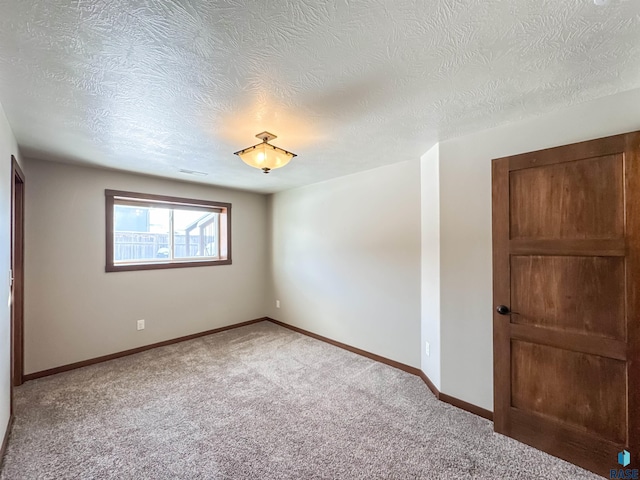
[255, 131, 277, 142]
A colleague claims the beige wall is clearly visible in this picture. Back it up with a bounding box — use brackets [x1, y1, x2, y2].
[0, 101, 21, 441]
[15, 88, 640, 415]
[268, 159, 422, 368]
[436, 87, 640, 411]
[23, 159, 269, 374]
[420, 144, 440, 388]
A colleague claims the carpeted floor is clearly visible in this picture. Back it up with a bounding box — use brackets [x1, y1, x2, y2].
[1, 321, 599, 479]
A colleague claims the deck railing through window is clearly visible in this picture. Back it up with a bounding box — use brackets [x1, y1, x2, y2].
[114, 232, 207, 261]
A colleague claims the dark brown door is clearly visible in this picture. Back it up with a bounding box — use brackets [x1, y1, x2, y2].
[492, 131, 640, 477]
[10, 155, 25, 395]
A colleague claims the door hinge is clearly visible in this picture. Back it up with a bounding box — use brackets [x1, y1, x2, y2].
[9, 269, 13, 287]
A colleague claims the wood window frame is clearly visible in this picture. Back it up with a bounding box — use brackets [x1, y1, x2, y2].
[105, 190, 232, 272]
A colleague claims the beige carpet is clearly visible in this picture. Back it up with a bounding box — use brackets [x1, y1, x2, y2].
[1, 321, 599, 479]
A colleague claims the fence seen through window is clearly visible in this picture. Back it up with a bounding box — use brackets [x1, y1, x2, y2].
[105, 190, 231, 272]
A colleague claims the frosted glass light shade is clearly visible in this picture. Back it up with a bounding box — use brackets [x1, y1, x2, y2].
[234, 133, 297, 174]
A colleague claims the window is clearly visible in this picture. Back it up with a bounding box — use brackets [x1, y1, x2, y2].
[105, 190, 231, 272]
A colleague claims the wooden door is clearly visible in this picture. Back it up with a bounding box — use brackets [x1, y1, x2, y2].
[492, 131, 640, 477]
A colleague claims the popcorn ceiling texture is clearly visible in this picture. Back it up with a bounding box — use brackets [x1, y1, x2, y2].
[0, 0, 639, 192]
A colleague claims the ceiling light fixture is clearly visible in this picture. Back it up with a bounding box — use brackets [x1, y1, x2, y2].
[234, 132, 297, 174]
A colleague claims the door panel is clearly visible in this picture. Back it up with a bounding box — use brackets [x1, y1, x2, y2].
[509, 154, 624, 240]
[511, 340, 627, 444]
[511, 255, 625, 339]
[492, 131, 640, 477]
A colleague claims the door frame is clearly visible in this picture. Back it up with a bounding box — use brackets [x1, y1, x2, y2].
[10, 155, 25, 400]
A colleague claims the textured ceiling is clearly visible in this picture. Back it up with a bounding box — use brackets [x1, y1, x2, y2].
[0, 0, 639, 193]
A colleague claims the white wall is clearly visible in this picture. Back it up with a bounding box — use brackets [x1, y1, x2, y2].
[0, 101, 21, 440]
[420, 144, 440, 388]
[23, 159, 269, 374]
[268, 160, 422, 368]
[437, 87, 640, 411]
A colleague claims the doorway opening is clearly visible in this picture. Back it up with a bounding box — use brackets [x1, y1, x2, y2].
[10, 155, 25, 407]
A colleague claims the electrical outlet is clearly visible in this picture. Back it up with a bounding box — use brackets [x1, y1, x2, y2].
[425, 341, 430, 356]
[276, 300, 280, 308]
[137, 319, 145, 331]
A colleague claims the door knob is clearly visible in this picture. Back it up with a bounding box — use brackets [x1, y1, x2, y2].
[496, 305, 512, 315]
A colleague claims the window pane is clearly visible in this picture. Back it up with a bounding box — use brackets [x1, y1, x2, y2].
[106, 190, 230, 272]
[114, 205, 171, 262]
[173, 209, 218, 259]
